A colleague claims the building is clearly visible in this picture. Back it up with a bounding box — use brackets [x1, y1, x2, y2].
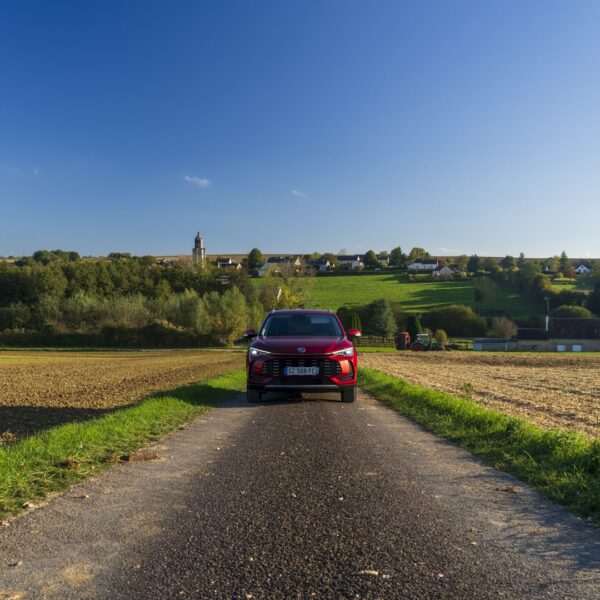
[192, 232, 206, 267]
[377, 253, 390, 267]
[517, 318, 600, 352]
[215, 257, 241, 270]
[336, 255, 363, 270]
[408, 258, 439, 271]
[575, 264, 591, 275]
[313, 258, 332, 273]
[258, 256, 303, 277]
[432, 265, 454, 278]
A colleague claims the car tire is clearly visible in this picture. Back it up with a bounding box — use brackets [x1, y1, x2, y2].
[341, 387, 357, 403]
[247, 388, 262, 403]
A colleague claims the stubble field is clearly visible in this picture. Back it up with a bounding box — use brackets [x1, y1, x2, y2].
[0, 350, 244, 442]
[360, 351, 600, 437]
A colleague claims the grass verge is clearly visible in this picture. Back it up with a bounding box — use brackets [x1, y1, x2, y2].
[0, 369, 245, 520]
[359, 367, 600, 523]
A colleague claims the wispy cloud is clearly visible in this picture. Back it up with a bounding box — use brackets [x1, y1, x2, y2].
[439, 247, 464, 254]
[290, 189, 307, 198]
[184, 175, 210, 187]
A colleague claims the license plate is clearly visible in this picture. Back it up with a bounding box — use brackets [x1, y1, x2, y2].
[285, 366, 320, 376]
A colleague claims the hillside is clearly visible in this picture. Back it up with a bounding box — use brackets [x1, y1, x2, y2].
[303, 274, 543, 319]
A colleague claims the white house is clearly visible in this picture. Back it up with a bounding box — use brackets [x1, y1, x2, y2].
[313, 258, 332, 273]
[215, 257, 241, 270]
[337, 255, 363, 270]
[575, 264, 591, 275]
[408, 258, 439, 271]
[258, 256, 302, 277]
[432, 264, 454, 278]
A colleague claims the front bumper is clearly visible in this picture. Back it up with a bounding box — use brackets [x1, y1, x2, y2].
[247, 355, 357, 390]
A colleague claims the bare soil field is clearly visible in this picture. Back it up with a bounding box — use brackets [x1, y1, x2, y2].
[361, 352, 600, 437]
[0, 350, 244, 441]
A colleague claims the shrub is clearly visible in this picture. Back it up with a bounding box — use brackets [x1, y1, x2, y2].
[434, 329, 449, 346]
[551, 305, 594, 319]
[491, 316, 518, 338]
[421, 305, 486, 337]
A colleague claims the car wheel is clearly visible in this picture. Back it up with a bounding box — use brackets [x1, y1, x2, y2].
[247, 388, 262, 403]
[341, 387, 357, 403]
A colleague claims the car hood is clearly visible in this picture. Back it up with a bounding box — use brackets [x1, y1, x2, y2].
[253, 336, 351, 355]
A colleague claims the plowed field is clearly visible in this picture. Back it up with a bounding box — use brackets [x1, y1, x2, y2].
[361, 352, 600, 437]
[0, 350, 244, 441]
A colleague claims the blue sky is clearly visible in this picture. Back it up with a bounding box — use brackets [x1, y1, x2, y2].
[1, 0, 599, 258]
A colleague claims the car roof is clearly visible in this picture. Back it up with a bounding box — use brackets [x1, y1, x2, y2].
[268, 309, 333, 316]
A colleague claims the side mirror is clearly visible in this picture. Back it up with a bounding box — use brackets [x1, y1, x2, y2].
[244, 329, 257, 339]
[347, 329, 361, 338]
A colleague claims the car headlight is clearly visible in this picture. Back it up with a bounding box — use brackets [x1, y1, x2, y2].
[331, 347, 354, 357]
[249, 347, 271, 358]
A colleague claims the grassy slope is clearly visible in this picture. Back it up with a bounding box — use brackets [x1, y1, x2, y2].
[0, 370, 245, 519]
[359, 367, 600, 522]
[308, 274, 542, 318]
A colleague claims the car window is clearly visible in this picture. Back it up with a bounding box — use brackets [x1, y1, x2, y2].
[261, 314, 342, 337]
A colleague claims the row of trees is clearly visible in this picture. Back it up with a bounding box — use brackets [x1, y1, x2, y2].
[0, 251, 317, 346]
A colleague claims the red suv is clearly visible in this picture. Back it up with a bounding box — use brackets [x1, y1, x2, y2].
[244, 309, 361, 403]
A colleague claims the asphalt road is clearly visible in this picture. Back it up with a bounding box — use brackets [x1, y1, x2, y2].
[1, 390, 599, 599]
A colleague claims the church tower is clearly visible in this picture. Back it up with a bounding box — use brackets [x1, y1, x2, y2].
[192, 232, 206, 267]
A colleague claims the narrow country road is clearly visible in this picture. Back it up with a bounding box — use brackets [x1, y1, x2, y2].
[1, 391, 599, 599]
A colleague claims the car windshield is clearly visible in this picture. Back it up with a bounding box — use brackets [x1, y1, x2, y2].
[261, 314, 343, 337]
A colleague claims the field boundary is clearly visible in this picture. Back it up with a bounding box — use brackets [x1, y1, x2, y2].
[0, 369, 246, 520]
[359, 367, 600, 523]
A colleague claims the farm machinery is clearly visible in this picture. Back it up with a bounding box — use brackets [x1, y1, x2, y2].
[395, 331, 445, 351]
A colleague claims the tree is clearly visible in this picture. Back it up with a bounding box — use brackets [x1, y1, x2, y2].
[453, 255, 469, 271]
[389, 247, 406, 268]
[321, 253, 339, 268]
[491, 317, 518, 338]
[420, 305, 486, 337]
[545, 256, 560, 274]
[587, 283, 600, 316]
[559, 251, 570, 273]
[407, 247, 430, 263]
[517, 252, 527, 269]
[363, 250, 379, 270]
[405, 314, 423, 340]
[350, 312, 362, 332]
[247, 248, 264, 270]
[481, 258, 499, 273]
[500, 255, 516, 270]
[592, 261, 600, 280]
[368, 299, 397, 337]
[467, 255, 481, 273]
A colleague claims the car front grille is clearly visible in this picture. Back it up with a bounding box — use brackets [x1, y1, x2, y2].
[261, 358, 342, 377]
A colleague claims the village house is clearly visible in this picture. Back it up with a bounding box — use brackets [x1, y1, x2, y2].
[336, 255, 363, 270]
[575, 264, 591, 275]
[313, 257, 332, 273]
[431, 264, 454, 278]
[215, 257, 242, 270]
[258, 256, 303, 277]
[408, 258, 439, 272]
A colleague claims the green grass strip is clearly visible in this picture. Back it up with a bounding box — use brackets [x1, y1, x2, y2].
[0, 369, 246, 519]
[359, 367, 600, 523]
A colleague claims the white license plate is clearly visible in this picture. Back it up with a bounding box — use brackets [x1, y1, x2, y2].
[285, 366, 320, 376]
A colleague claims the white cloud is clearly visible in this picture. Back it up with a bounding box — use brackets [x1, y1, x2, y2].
[184, 175, 210, 187]
[439, 247, 463, 254]
[290, 189, 307, 198]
